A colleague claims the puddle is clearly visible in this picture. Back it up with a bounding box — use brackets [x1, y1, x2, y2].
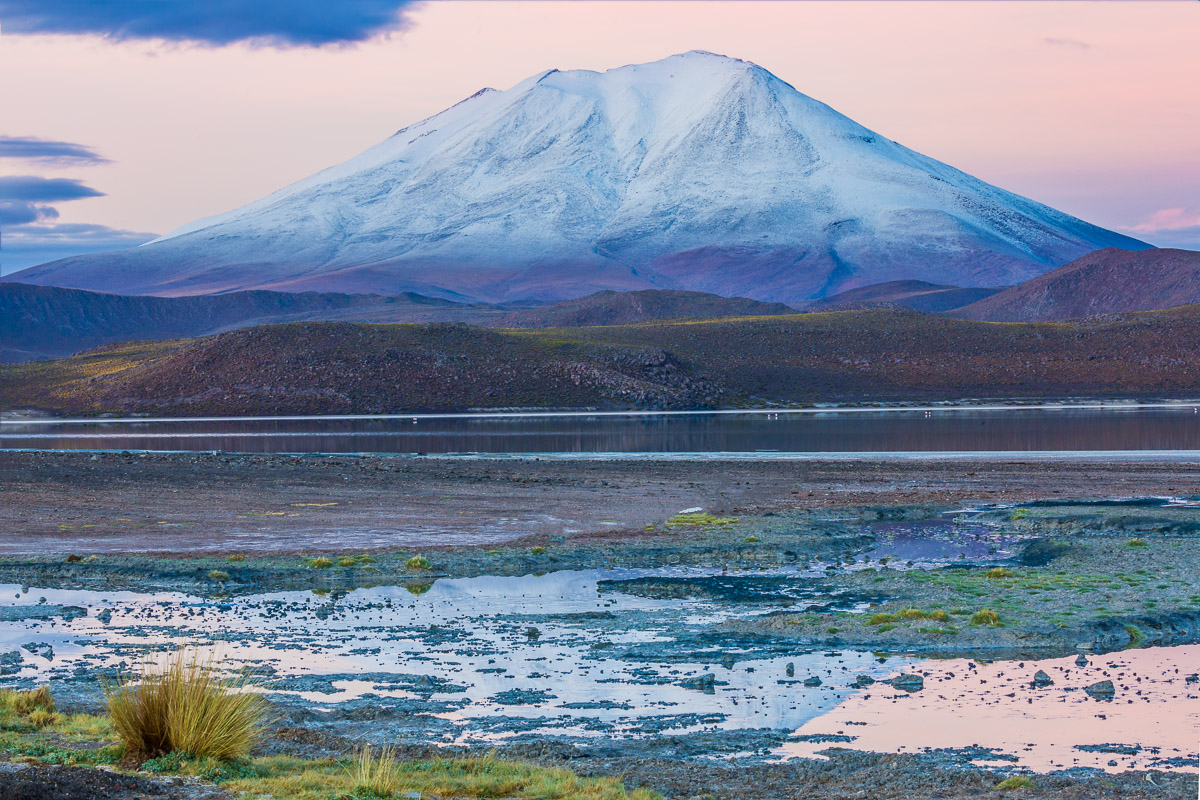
[853, 517, 1032, 568]
[779, 646, 1200, 773]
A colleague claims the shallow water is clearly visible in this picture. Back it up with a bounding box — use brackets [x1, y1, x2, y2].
[1, 543, 1195, 773]
[780, 646, 1200, 773]
[6, 405, 1200, 454]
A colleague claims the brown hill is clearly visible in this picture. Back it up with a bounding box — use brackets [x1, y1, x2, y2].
[496, 289, 795, 327]
[804, 280, 1003, 313]
[953, 247, 1200, 322]
[6, 307, 1200, 416]
[0, 283, 502, 362]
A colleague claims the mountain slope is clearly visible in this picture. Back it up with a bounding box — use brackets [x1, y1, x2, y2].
[7, 308, 1200, 415]
[0, 283, 498, 362]
[11, 52, 1145, 304]
[803, 280, 1003, 313]
[953, 248, 1200, 322]
[495, 289, 794, 327]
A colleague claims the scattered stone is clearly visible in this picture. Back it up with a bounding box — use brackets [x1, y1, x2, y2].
[680, 673, 717, 692]
[1031, 670, 1054, 688]
[803, 676, 822, 687]
[888, 673, 924, 692]
[785, 662, 794, 678]
[1085, 680, 1115, 700]
[1075, 654, 1089, 667]
[854, 675, 875, 688]
[1185, 674, 1198, 684]
[96, 608, 112, 625]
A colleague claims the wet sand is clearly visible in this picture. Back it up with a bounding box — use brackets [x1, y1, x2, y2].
[5, 450, 1200, 554]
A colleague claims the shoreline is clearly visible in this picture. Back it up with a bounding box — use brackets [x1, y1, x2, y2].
[6, 397, 1200, 424]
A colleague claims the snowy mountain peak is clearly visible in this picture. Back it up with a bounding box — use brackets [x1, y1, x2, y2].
[13, 53, 1147, 302]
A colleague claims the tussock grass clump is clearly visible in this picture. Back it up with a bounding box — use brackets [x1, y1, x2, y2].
[868, 609, 950, 626]
[1126, 538, 1148, 548]
[348, 745, 406, 797]
[405, 555, 431, 570]
[530, 547, 547, 555]
[227, 555, 245, 562]
[898, 608, 950, 622]
[337, 557, 357, 567]
[0, 686, 64, 729]
[994, 775, 1035, 791]
[103, 650, 270, 761]
[308, 557, 333, 569]
[985, 567, 1014, 579]
[971, 609, 1002, 626]
[666, 512, 737, 527]
[208, 570, 230, 581]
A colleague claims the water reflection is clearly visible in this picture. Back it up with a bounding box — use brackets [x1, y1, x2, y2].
[5, 407, 1200, 454]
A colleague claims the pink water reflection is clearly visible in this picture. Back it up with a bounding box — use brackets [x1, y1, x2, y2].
[780, 646, 1200, 773]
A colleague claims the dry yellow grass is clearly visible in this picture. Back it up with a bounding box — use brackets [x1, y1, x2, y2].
[103, 650, 270, 760]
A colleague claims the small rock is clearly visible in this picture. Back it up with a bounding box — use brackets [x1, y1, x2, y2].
[681, 673, 716, 692]
[1085, 679, 1115, 700]
[889, 673, 924, 692]
[1032, 670, 1054, 688]
[854, 675, 875, 688]
[803, 676, 822, 687]
[785, 662, 795, 678]
[1075, 654, 1089, 667]
[97, 608, 113, 624]
[1185, 674, 1198, 684]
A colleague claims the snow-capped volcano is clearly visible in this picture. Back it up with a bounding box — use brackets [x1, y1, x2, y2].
[13, 51, 1147, 303]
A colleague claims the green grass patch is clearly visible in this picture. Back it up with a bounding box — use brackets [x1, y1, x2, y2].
[307, 557, 333, 569]
[405, 555, 431, 570]
[971, 609, 1002, 626]
[994, 775, 1035, 791]
[665, 512, 737, 527]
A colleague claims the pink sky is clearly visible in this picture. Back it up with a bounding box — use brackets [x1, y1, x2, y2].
[1, 0, 1197, 271]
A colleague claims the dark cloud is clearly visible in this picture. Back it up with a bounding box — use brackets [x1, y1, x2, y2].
[0, 0, 420, 47]
[0, 175, 105, 202]
[0, 222, 156, 275]
[0, 201, 58, 226]
[0, 135, 109, 165]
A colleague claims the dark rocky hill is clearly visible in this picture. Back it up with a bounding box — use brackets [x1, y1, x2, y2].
[953, 248, 1200, 322]
[496, 290, 794, 327]
[804, 281, 1003, 313]
[7, 307, 1200, 415]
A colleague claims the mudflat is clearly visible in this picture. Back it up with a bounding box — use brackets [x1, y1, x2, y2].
[5, 450, 1200, 554]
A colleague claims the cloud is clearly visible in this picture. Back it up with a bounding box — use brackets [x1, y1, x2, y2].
[0, 175, 105, 203]
[1119, 209, 1200, 252]
[0, 176, 104, 227]
[0, 222, 156, 275]
[0, 201, 59, 226]
[1124, 207, 1200, 234]
[0, 136, 109, 165]
[1043, 37, 1091, 50]
[0, 0, 421, 47]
